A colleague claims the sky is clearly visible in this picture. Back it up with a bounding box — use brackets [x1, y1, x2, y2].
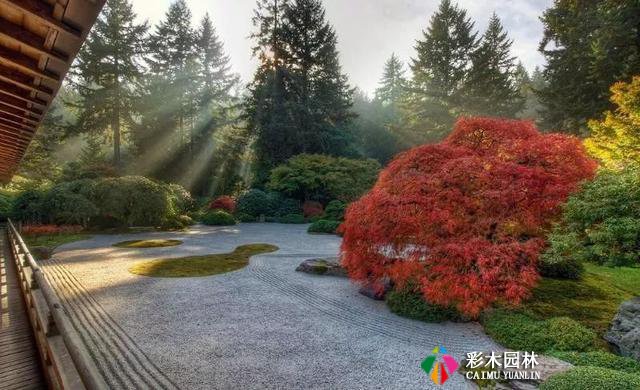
[130, 0, 553, 96]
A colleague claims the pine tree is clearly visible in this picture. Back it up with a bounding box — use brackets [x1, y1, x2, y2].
[246, 0, 354, 184]
[405, 0, 478, 141]
[515, 64, 546, 123]
[464, 13, 523, 117]
[72, 0, 148, 169]
[375, 54, 407, 107]
[538, 0, 640, 134]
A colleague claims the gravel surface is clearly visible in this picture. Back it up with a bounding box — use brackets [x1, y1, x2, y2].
[44, 223, 500, 389]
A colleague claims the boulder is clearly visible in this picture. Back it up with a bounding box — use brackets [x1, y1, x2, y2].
[296, 258, 347, 277]
[358, 277, 393, 301]
[605, 297, 640, 361]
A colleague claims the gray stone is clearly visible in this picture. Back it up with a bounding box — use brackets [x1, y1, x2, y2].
[605, 297, 640, 361]
[358, 277, 393, 300]
[461, 353, 573, 389]
[295, 257, 347, 277]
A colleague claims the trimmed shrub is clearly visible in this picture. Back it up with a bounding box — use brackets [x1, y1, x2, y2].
[166, 183, 195, 215]
[386, 289, 460, 323]
[162, 215, 194, 230]
[540, 229, 585, 279]
[267, 154, 381, 203]
[202, 210, 236, 226]
[92, 176, 170, 227]
[236, 213, 257, 223]
[544, 167, 640, 268]
[482, 310, 598, 352]
[236, 189, 271, 217]
[302, 201, 323, 218]
[41, 187, 97, 226]
[11, 189, 47, 223]
[276, 214, 306, 224]
[549, 351, 640, 373]
[540, 367, 640, 390]
[341, 117, 597, 317]
[323, 200, 347, 221]
[209, 196, 236, 213]
[308, 220, 341, 234]
[273, 197, 302, 217]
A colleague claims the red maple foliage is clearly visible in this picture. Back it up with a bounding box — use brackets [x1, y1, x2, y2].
[340, 117, 597, 317]
[209, 196, 236, 213]
[302, 201, 324, 218]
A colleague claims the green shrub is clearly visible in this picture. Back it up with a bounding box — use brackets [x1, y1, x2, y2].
[236, 189, 271, 217]
[540, 367, 640, 390]
[92, 176, 171, 227]
[549, 351, 640, 373]
[41, 188, 97, 226]
[308, 220, 341, 234]
[386, 289, 460, 323]
[166, 183, 195, 215]
[273, 197, 302, 217]
[162, 215, 194, 230]
[11, 189, 47, 223]
[202, 210, 236, 226]
[323, 200, 347, 221]
[236, 213, 257, 222]
[545, 167, 640, 268]
[267, 154, 381, 203]
[482, 310, 598, 352]
[276, 214, 306, 224]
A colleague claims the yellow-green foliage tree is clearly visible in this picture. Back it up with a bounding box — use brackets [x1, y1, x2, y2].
[585, 76, 640, 168]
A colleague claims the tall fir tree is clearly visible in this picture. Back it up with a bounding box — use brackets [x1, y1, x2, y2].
[72, 0, 148, 169]
[405, 0, 477, 141]
[464, 13, 523, 117]
[538, 0, 640, 134]
[375, 54, 407, 107]
[246, 0, 354, 184]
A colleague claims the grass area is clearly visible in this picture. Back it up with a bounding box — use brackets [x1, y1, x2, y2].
[24, 233, 92, 250]
[519, 263, 640, 336]
[128, 243, 279, 278]
[113, 239, 183, 248]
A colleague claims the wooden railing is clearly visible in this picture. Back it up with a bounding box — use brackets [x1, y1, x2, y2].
[6, 219, 108, 390]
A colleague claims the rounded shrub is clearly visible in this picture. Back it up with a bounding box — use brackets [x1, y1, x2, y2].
[386, 289, 460, 323]
[540, 367, 640, 390]
[0, 192, 14, 222]
[341, 117, 597, 317]
[236, 213, 257, 223]
[236, 189, 271, 217]
[11, 189, 47, 223]
[41, 187, 98, 226]
[323, 200, 347, 221]
[166, 183, 195, 215]
[308, 220, 341, 234]
[273, 197, 302, 217]
[202, 210, 236, 226]
[540, 229, 585, 279]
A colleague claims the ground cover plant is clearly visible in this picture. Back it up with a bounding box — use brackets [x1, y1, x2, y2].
[341, 117, 597, 317]
[128, 244, 279, 277]
[201, 210, 236, 226]
[113, 239, 183, 248]
[21, 224, 91, 252]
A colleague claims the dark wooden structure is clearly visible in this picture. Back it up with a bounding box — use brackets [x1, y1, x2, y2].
[0, 0, 106, 183]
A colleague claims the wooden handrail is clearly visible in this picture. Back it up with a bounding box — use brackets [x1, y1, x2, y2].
[6, 219, 108, 390]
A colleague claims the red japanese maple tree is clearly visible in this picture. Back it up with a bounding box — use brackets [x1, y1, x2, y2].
[209, 196, 236, 213]
[340, 117, 597, 317]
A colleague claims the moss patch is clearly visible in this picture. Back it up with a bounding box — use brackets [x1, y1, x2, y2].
[128, 244, 279, 278]
[114, 239, 183, 248]
[520, 263, 640, 336]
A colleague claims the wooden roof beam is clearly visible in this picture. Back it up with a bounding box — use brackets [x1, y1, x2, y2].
[0, 45, 60, 83]
[0, 94, 44, 117]
[0, 106, 39, 125]
[0, 79, 49, 107]
[0, 19, 69, 63]
[0, 125, 32, 141]
[0, 114, 36, 131]
[0, 62, 54, 96]
[0, 136, 28, 150]
[0, 0, 83, 39]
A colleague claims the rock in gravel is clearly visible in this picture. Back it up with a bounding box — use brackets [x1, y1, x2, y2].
[461, 353, 573, 390]
[358, 277, 393, 301]
[296, 257, 347, 277]
[605, 297, 640, 361]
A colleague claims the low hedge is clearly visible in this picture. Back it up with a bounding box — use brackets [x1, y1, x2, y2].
[276, 214, 306, 224]
[540, 367, 640, 390]
[386, 289, 460, 323]
[201, 210, 236, 226]
[482, 310, 598, 352]
[308, 220, 341, 234]
[549, 351, 640, 373]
